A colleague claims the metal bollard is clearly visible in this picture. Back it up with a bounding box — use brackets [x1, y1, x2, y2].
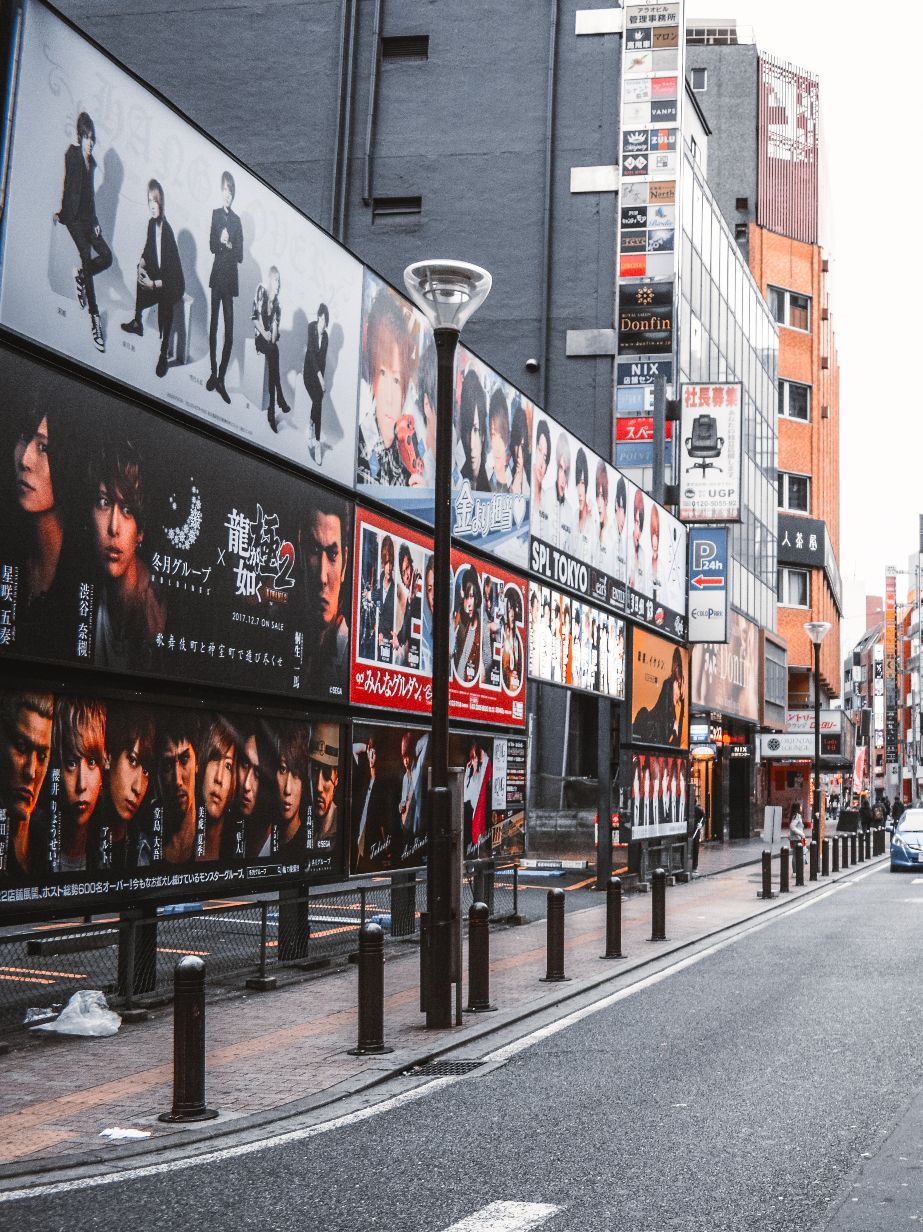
[760, 850, 774, 899]
[832, 834, 840, 872]
[866, 829, 873, 860]
[822, 838, 830, 877]
[850, 833, 858, 864]
[779, 846, 790, 893]
[841, 834, 849, 868]
[349, 922, 393, 1055]
[857, 830, 865, 863]
[466, 902, 495, 1012]
[651, 867, 667, 941]
[159, 956, 218, 1123]
[794, 843, 805, 886]
[541, 889, 568, 982]
[809, 841, 818, 881]
[602, 876, 625, 959]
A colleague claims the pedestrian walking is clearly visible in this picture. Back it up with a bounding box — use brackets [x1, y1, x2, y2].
[788, 801, 806, 850]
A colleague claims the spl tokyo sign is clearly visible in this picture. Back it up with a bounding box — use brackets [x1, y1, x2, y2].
[687, 526, 728, 643]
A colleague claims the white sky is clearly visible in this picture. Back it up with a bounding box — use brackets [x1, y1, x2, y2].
[686, 1, 923, 663]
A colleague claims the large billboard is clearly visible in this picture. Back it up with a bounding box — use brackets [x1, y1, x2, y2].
[355, 269, 436, 524]
[623, 749, 688, 840]
[349, 720, 431, 874]
[452, 346, 533, 568]
[0, 343, 352, 701]
[690, 610, 759, 724]
[450, 731, 526, 862]
[529, 408, 687, 640]
[630, 628, 689, 749]
[0, 687, 346, 906]
[350, 507, 527, 726]
[0, 1, 364, 489]
[527, 580, 626, 699]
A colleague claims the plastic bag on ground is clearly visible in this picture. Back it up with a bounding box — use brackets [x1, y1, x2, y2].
[32, 989, 121, 1037]
[99, 1127, 151, 1141]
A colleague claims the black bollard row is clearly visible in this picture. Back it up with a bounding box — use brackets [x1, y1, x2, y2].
[759, 850, 774, 899]
[349, 922, 393, 1055]
[651, 867, 667, 941]
[466, 902, 496, 1012]
[779, 845, 790, 893]
[602, 876, 625, 959]
[809, 841, 818, 882]
[857, 831, 866, 863]
[850, 833, 858, 865]
[821, 838, 831, 878]
[541, 888, 569, 982]
[841, 834, 849, 868]
[832, 834, 840, 873]
[159, 956, 218, 1123]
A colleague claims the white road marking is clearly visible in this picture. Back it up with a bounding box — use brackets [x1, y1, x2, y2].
[0, 863, 882, 1205]
[439, 1201, 560, 1232]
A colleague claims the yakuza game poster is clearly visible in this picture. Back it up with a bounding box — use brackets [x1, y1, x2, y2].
[452, 347, 532, 569]
[0, 0, 363, 490]
[0, 686, 347, 913]
[0, 344, 352, 701]
[450, 731, 526, 861]
[349, 721, 431, 874]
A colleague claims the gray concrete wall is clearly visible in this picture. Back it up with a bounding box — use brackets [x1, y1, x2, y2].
[684, 43, 759, 254]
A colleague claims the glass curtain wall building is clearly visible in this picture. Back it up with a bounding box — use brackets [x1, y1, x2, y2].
[679, 150, 778, 631]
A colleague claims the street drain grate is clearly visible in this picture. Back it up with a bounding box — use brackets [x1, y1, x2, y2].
[406, 1060, 485, 1077]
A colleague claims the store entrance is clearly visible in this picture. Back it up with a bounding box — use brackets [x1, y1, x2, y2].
[728, 756, 751, 839]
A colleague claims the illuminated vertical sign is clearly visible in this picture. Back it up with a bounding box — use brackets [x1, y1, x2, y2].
[614, 0, 686, 466]
[885, 571, 898, 772]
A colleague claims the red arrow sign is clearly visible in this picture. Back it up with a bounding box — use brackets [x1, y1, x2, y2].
[692, 574, 725, 588]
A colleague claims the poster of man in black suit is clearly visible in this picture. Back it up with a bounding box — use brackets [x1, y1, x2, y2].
[303, 304, 329, 463]
[120, 179, 185, 379]
[206, 171, 243, 405]
[53, 111, 112, 354]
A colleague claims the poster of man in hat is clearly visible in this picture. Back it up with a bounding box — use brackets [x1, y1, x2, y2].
[309, 721, 341, 855]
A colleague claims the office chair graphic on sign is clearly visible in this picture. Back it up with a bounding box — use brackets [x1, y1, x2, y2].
[684, 414, 724, 475]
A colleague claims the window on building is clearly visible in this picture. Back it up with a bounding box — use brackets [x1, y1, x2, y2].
[372, 195, 422, 220]
[778, 380, 811, 421]
[767, 285, 811, 332]
[778, 567, 810, 607]
[381, 34, 430, 60]
[777, 471, 811, 512]
[691, 67, 707, 91]
[735, 196, 749, 212]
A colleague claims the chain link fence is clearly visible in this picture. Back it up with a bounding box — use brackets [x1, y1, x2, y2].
[0, 861, 519, 1034]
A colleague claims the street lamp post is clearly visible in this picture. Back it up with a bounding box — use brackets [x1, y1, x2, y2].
[805, 620, 832, 845]
[403, 259, 492, 1028]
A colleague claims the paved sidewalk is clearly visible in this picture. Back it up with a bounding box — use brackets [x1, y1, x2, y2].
[0, 847, 885, 1183]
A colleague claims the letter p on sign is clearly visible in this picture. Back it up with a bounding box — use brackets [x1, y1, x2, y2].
[693, 538, 715, 572]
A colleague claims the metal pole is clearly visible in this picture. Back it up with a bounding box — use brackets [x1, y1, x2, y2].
[809, 840, 818, 881]
[542, 888, 568, 981]
[596, 698, 613, 891]
[779, 845, 790, 893]
[651, 867, 667, 940]
[602, 876, 624, 959]
[466, 902, 495, 1012]
[813, 638, 823, 849]
[652, 374, 666, 505]
[832, 833, 840, 872]
[760, 849, 773, 899]
[159, 956, 218, 1122]
[426, 325, 460, 1029]
[349, 922, 392, 1055]
[822, 837, 830, 877]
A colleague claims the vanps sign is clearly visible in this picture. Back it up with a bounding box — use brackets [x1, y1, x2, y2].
[687, 526, 728, 643]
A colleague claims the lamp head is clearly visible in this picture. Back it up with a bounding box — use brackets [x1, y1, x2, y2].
[403, 260, 492, 332]
[804, 620, 832, 646]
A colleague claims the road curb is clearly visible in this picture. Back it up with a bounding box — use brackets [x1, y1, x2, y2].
[0, 854, 887, 1191]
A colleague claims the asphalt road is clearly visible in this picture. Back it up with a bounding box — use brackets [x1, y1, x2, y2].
[8, 860, 918, 1231]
